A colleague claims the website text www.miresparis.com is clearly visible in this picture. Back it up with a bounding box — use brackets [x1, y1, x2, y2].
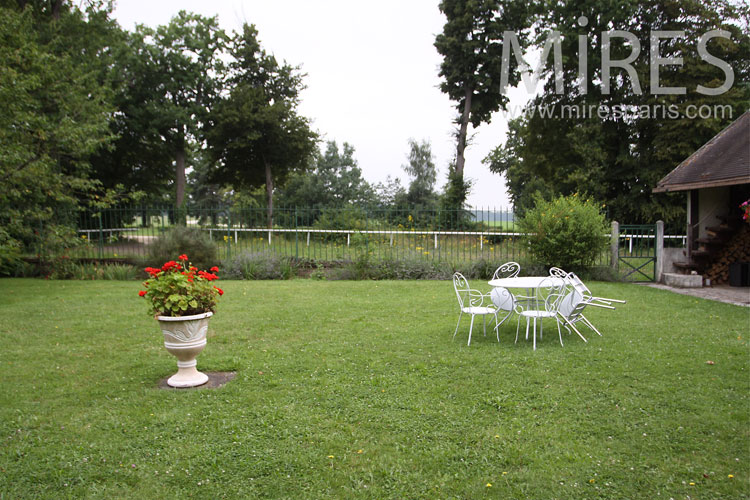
[499, 103, 735, 121]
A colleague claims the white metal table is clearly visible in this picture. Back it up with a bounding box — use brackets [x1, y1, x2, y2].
[488, 276, 564, 289]
[488, 276, 565, 349]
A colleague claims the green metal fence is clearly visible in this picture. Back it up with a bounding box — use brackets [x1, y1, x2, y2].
[63, 205, 531, 264]
[29, 205, 627, 268]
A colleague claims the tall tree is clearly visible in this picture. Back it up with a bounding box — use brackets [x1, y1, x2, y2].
[434, 0, 529, 196]
[275, 141, 376, 209]
[206, 24, 317, 227]
[133, 11, 228, 208]
[402, 139, 438, 208]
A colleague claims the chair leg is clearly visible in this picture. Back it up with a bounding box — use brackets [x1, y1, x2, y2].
[496, 310, 512, 328]
[525, 317, 530, 340]
[539, 317, 544, 339]
[493, 312, 502, 342]
[532, 317, 537, 350]
[482, 315, 486, 337]
[515, 316, 521, 344]
[468, 315, 475, 346]
[557, 319, 563, 346]
[581, 315, 602, 336]
[452, 311, 463, 341]
[525, 317, 530, 345]
[564, 317, 587, 342]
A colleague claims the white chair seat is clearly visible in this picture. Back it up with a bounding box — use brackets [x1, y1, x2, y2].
[520, 310, 556, 319]
[463, 306, 496, 315]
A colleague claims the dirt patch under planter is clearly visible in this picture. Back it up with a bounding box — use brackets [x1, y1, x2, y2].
[158, 371, 236, 390]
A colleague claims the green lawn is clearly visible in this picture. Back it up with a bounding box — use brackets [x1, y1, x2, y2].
[0, 279, 748, 499]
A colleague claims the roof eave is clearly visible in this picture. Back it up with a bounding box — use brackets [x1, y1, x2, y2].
[653, 176, 750, 193]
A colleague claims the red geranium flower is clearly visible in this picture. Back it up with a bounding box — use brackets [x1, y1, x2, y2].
[161, 260, 178, 272]
[210, 266, 219, 272]
[144, 266, 161, 276]
[140, 255, 224, 317]
[138, 290, 147, 297]
[198, 271, 218, 281]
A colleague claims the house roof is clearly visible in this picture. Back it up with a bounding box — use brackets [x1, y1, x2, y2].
[653, 111, 750, 193]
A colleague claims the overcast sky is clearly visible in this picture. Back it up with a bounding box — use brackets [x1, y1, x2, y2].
[112, 0, 535, 208]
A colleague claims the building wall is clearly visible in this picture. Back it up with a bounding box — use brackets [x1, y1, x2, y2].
[697, 186, 732, 239]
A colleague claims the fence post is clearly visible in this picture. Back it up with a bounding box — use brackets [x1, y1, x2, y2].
[226, 210, 231, 260]
[294, 205, 299, 259]
[611, 221, 619, 271]
[655, 220, 664, 283]
[98, 212, 104, 260]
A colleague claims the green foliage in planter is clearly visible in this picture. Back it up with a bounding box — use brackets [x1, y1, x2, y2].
[140, 257, 222, 316]
[146, 226, 217, 271]
[518, 193, 609, 270]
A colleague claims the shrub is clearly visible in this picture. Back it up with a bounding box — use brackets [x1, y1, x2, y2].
[46, 260, 139, 280]
[101, 263, 139, 281]
[221, 252, 297, 280]
[325, 256, 454, 281]
[518, 193, 609, 270]
[0, 228, 23, 277]
[146, 226, 217, 271]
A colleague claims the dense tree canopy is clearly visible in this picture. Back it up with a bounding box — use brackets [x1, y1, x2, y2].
[0, 2, 118, 253]
[275, 141, 376, 209]
[484, 0, 750, 227]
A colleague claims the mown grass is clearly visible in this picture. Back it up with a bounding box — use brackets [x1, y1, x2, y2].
[0, 279, 747, 499]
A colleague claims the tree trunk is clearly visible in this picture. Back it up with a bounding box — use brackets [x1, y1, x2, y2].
[455, 87, 473, 178]
[51, 0, 62, 20]
[175, 147, 186, 208]
[265, 159, 274, 229]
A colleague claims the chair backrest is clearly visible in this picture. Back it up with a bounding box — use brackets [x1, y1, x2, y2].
[490, 286, 515, 311]
[453, 272, 470, 309]
[533, 277, 565, 313]
[557, 283, 584, 318]
[567, 272, 592, 299]
[548, 267, 568, 280]
[492, 261, 521, 280]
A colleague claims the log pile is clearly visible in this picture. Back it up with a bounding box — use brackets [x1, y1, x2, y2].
[704, 224, 750, 284]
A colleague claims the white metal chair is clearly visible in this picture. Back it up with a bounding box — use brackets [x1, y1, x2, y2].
[548, 266, 568, 280]
[567, 272, 627, 307]
[515, 277, 565, 350]
[555, 272, 621, 340]
[452, 272, 499, 345]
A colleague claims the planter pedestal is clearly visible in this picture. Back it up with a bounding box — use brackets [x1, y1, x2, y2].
[157, 312, 212, 388]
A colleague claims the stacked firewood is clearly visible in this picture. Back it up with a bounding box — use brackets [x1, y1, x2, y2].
[704, 224, 750, 284]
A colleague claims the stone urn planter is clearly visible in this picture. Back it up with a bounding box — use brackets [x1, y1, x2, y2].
[157, 312, 212, 388]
